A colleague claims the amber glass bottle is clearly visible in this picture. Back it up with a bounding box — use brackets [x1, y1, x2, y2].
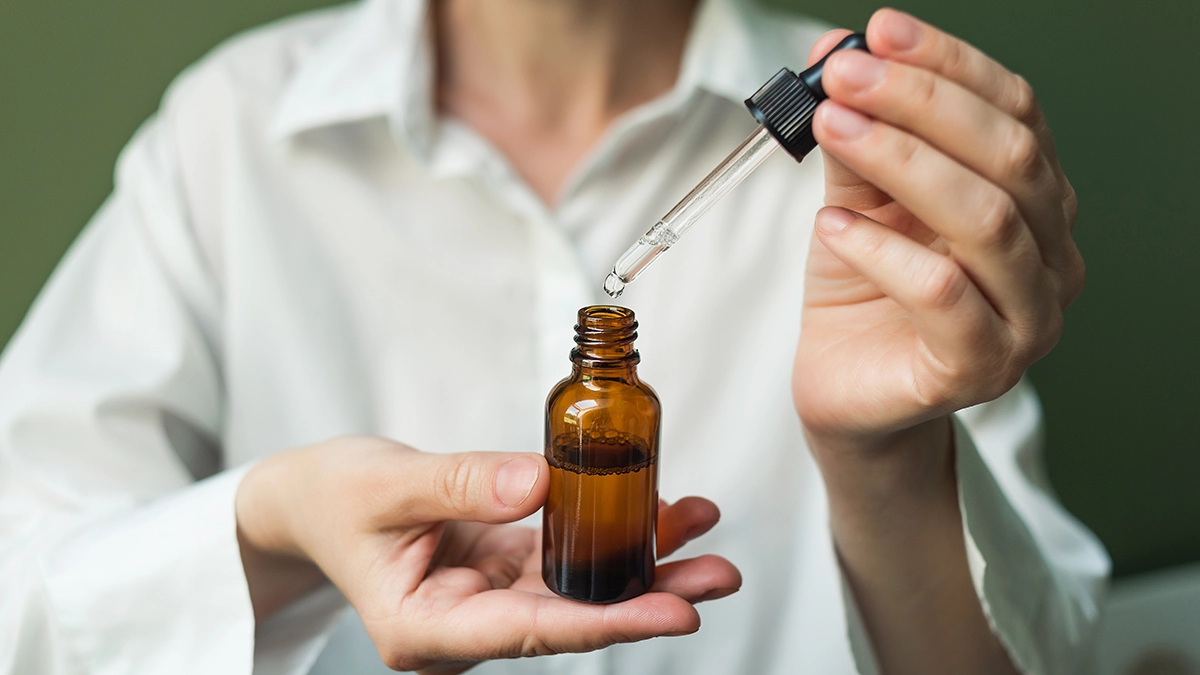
[542, 306, 660, 604]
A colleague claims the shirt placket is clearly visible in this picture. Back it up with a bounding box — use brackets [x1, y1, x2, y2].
[424, 122, 597, 451]
[485, 164, 597, 405]
[463, 158, 614, 675]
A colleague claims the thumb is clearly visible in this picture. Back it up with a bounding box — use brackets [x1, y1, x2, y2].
[805, 31, 891, 213]
[392, 451, 549, 525]
[807, 28, 854, 67]
[813, 102, 891, 213]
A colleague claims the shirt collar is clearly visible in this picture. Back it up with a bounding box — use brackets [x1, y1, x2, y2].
[269, 0, 429, 141]
[270, 0, 824, 143]
[681, 0, 823, 104]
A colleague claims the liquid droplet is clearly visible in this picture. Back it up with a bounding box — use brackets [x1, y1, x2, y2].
[603, 272, 625, 298]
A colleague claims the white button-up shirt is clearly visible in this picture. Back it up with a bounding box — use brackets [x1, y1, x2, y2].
[0, 0, 1109, 673]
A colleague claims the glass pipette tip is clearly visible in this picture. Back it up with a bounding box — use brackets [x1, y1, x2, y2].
[603, 124, 779, 297]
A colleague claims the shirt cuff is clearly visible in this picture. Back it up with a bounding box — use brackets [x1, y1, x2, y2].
[40, 465, 347, 675]
[954, 414, 1105, 675]
[253, 583, 348, 675]
[41, 466, 255, 673]
[840, 406, 1107, 675]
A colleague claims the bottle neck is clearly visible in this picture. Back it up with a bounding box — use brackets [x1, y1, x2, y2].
[571, 359, 639, 382]
[569, 306, 640, 380]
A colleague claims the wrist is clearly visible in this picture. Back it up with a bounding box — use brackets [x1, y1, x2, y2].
[806, 416, 957, 517]
[235, 449, 326, 621]
[236, 452, 302, 558]
[808, 416, 964, 591]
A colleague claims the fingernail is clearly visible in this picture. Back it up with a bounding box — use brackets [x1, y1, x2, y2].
[495, 457, 540, 507]
[698, 587, 739, 602]
[820, 104, 872, 141]
[817, 208, 855, 234]
[879, 10, 921, 51]
[831, 51, 886, 92]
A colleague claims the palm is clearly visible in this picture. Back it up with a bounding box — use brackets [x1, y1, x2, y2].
[353, 499, 737, 673]
[795, 190, 954, 436]
[792, 25, 1082, 444]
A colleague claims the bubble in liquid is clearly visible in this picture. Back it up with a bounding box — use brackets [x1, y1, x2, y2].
[603, 272, 625, 298]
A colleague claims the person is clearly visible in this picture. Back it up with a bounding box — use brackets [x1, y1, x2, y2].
[0, 0, 1109, 673]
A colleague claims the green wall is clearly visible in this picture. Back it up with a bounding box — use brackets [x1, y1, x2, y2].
[1, 0, 1196, 577]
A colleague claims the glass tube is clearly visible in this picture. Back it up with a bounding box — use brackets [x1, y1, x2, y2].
[603, 124, 780, 298]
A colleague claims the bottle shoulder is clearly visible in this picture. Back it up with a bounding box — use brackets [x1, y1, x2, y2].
[634, 379, 659, 402]
[546, 375, 661, 417]
[548, 375, 659, 401]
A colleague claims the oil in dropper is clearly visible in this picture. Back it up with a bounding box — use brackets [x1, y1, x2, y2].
[603, 273, 625, 298]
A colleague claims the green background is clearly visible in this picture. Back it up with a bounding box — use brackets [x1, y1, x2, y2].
[0, 0, 1196, 577]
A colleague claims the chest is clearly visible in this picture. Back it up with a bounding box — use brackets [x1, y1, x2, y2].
[208, 105, 824, 509]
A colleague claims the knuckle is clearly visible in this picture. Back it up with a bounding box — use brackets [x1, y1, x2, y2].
[914, 351, 971, 411]
[520, 633, 555, 658]
[435, 456, 478, 516]
[1035, 311, 1065, 357]
[917, 314, 1024, 409]
[855, 224, 890, 260]
[1004, 125, 1044, 184]
[911, 69, 940, 111]
[915, 259, 969, 310]
[1062, 181, 1080, 224]
[912, 375, 953, 412]
[942, 37, 970, 78]
[912, 316, 1007, 411]
[1012, 306, 1063, 366]
[975, 190, 1022, 248]
[964, 316, 1001, 361]
[1027, 317, 1063, 366]
[975, 347, 1023, 403]
[1009, 74, 1039, 124]
[893, 132, 924, 173]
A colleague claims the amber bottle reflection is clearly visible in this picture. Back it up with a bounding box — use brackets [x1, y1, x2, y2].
[542, 306, 660, 604]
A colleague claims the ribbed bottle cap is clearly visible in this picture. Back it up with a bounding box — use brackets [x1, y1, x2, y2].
[745, 68, 821, 161]
[744, 33, 869, 162]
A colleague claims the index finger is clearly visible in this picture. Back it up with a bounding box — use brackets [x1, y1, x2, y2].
[866, 9, 1040, 129]
[806, 28, 855, 67]
[657, 497, 721, 558]
[865, 10, 1072, 205]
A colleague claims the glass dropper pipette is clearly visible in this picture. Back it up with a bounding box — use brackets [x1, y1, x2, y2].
[603, 33, 869, 298]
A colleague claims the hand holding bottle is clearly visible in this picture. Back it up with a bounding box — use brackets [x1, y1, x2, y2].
[234, 436, 740, 673]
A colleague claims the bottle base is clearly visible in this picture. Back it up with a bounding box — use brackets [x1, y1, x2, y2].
[543, 568, 654, 605]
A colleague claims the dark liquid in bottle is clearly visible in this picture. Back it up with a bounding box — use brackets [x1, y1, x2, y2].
[543, 430, 658, 604]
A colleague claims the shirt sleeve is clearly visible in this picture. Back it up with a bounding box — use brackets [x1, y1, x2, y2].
[955, 377, 1110, 674]
[841, 378, 1110, 675]
[0, 102, 342, 673]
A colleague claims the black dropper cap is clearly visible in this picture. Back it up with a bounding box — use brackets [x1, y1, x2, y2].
[744, 33, 870, 162]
